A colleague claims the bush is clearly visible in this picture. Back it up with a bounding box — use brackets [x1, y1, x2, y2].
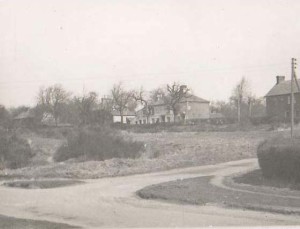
[53, 127, 144, 162]
[250, 116, 270, 126]
[33, 126, 71, 139]
[257, 137, 300, 182]
[0, 128, 33, 169]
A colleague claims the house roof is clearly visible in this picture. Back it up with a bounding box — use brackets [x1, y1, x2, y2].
[14, 110, 35, 120]
[111, 110, 136, 116]
[151, 94, 209, 106]
[179, 95, 209, 103]
[265, 80, 300, 97]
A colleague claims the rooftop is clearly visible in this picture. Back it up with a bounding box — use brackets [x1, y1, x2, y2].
[151, 94, 209, 106]
[265, 80, 300, 97]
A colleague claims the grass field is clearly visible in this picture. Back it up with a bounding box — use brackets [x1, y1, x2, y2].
[0, 130, 278, 179]
[234, 169, 300, 191]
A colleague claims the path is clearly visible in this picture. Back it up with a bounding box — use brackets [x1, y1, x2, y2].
[0, 159, 300, 228]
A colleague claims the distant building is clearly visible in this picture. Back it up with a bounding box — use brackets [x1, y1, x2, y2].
[40, 112, 72, 127]
[265, 75, 300, 120]
[111, 110, 136, 124]
[136, 94, 210, 124]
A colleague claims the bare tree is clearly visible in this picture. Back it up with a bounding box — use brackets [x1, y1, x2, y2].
[37, 84, 70, 126]
[132, 87, 151, 123]
[165, 82, 190, 122]
[111, 82, 133, 124]
[231, 77, 250, 123]
[74, 91, 98, 125]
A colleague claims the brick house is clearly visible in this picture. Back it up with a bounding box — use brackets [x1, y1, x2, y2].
[136, 94, 210, 124]
[265, 76, 300, 120]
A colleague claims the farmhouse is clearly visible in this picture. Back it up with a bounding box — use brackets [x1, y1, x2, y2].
[136, 94, 210, 124]
[265, 76, 300, 120]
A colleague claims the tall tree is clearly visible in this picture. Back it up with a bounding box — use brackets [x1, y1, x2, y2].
[37, 84, 70, 126]
[111, 82, 133, 124]
[165, 82, 190, 122]
[231, 77, 250, 123]
[74, 91, 98, 125]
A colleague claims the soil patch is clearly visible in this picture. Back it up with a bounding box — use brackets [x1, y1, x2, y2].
[234, 169, 300, 191]
[137, 176, 300, 215]
[3, 179, 83, 189]
[0, 214, 80, 229]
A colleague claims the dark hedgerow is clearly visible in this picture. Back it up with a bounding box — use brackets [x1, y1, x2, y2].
[257, 136, 300, 182]
[0, 128, 33, 169]
[53, 127, 144, 162]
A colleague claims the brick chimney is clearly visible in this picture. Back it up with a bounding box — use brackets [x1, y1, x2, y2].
[276, 76, 285, 85]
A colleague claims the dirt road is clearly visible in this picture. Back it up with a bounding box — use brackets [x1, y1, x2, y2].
[1, 159, 300, 228]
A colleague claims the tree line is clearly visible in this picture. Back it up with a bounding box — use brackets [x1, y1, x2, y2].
[0, 77, 266, 128]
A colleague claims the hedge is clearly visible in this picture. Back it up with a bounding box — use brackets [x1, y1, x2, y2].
[53, 127, 144, 162]
[257, 137, 300, 182]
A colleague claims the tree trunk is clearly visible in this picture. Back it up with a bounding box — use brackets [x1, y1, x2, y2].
[173, 111, 177, 123]
[120, 111, 124, 124]
[248, 100, 252, 118]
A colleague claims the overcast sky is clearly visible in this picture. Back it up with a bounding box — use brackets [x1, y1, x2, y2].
[1, 0, 300, 107]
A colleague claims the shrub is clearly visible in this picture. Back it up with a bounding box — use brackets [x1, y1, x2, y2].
[53, 127, 144, 162]
[250, 116, 270, 126]
[0, 128, 33, 169]
[257, 136, 300, 182]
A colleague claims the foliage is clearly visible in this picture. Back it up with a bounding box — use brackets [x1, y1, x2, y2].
[132, 87, 152, 123]
[0, 128, 33, 169]
[230, 77, 251, 123]
[257, 136, 300, 182]
[111, 82, 136, 123]
[164, 83, 190, 122]
[9, 106, 30, 118]
[53, 127, 144, 162]
[37, 84, 71, 126]
[73, 91, 98, 125]
[211, 95, 266, 125]
[0, 105, 12, 128]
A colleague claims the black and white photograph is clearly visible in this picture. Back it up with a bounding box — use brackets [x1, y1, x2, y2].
[1, 0, 300, 228]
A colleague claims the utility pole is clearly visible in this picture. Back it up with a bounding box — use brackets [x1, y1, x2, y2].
[291, 58, 297, 138]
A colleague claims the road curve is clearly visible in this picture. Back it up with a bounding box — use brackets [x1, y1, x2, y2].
[0, 158, 300, 228]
